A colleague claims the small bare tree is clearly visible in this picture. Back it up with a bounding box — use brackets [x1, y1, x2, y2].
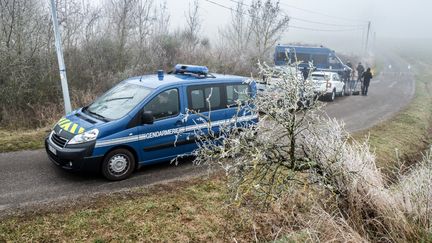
[107, 0, 138, 71]
[219, 0, 289, 74]
[248, 0, 290, 60]
[221, 0, 251, 57]
[187, 62, 336, 204]
[183, 0, 201, 53]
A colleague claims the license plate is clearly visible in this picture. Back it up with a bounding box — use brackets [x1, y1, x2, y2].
[48, 144, 57, 155]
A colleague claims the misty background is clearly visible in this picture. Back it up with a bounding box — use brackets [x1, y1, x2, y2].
[166, 0, 432, 53]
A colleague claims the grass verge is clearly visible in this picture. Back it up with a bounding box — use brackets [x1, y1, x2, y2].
[0, 177, 275, 242]
[1, 69, 432, 242]
[0, 128, 48, 153]
[353, 70, 432, 176]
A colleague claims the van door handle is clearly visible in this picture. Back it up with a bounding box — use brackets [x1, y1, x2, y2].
[175, 120, 184, 126]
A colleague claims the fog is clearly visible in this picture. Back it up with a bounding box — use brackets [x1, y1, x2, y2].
[166, 0, 432, 53]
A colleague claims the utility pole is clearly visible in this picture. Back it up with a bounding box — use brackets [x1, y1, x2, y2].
[50, 0, 72, 114]
[365, 21, 371, 55]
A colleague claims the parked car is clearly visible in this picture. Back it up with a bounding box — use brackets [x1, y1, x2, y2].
[45, 64, 258, 181]
[310, 71, 345, 101]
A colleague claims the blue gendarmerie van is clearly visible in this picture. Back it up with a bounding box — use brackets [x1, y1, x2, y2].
[45, 64, 258, 180]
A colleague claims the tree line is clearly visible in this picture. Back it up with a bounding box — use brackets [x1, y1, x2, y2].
[0, 0, 289, 128]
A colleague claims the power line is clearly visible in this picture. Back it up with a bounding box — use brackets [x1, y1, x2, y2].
[204, 0, 365, 32]
[277, 2, 368, 24]
[227, 0, 365, 28]
[289, 16, 364, 28]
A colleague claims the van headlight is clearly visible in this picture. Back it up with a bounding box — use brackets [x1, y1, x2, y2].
[68, 128, 99, 145]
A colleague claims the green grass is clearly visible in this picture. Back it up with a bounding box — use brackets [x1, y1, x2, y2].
[0, 128, 48, 153]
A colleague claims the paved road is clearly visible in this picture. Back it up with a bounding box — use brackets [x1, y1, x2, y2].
[325, 52, 415, 132]
[0, 53, 415, 213]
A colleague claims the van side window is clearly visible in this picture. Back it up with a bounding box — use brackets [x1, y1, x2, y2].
[188, 86, 223, 112]
[144, 89, 179, 120]
[226, 84, 249, 106]
[312, 54, 327, 65]
[295, 53, 310, 63]
[204, 87, 221, 108]
[191, 89, 205, 110]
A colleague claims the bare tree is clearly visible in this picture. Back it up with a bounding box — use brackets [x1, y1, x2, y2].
[133, 0, 154, 48]
[152, 0, 169, 38]
[220, 0, 251, 57]
[131, 0, 154, 70]
[149, 0, 176, 69]
[248, 0, 289, 60]
[186, 62, 323, 204]
[83, 5, 102, 43]
[183, 0, 201, 53]
[56, 0, 86, 50]
[107, 0, 138, 71]
[219, 0, 289, 74]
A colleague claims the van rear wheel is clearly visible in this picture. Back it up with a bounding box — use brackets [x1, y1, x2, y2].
[102, 149, 135, 181]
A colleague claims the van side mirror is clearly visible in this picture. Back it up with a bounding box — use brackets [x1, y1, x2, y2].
[141, 111, 154, 124]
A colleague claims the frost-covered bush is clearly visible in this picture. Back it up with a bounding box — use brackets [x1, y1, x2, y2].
[188, 61, 431, 241]
[189, 62, 352, 203]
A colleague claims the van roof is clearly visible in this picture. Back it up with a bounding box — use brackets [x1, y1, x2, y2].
[275, 45, 333, 54]
[124, 73, 250, 89]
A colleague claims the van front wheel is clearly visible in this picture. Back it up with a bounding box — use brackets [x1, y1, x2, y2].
[327, 89, 336, 102]
[102, 149, 135, 181]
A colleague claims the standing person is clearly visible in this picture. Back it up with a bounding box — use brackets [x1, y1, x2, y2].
[346, 61, 354, 91]
[356, 62, 365, 81]
[356, 62, 365, 93]
[301, 67, 309, 80]
[361, 68, 373, 96]
[346, 61, 353, 77]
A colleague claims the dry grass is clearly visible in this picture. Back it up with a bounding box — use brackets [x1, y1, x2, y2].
[0, 176, 313, 242]
[0, 127, 49, 153]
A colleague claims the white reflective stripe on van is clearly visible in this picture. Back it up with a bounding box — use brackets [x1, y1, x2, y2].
[95, 135, 139, 148]
[94, 114, 258, 148]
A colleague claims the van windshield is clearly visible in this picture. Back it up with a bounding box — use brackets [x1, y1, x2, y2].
[84, 82, 152, 120]
[276, 51, 288, 62]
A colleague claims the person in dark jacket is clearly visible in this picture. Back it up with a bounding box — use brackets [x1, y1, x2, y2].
[346, 61, 354, 90]
[356, 62, 365, 82]
[361, 68, 373, 96]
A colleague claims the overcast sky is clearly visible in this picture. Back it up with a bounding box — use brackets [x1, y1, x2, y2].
[164, 0, 432, 53]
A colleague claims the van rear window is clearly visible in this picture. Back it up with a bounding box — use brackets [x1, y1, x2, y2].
[190, 89, 205, 110]
[187, 83, 250, 112]
[205, 87, 221, 108]
[188, 86, 223, 112]
[226, 84, 249, 106]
